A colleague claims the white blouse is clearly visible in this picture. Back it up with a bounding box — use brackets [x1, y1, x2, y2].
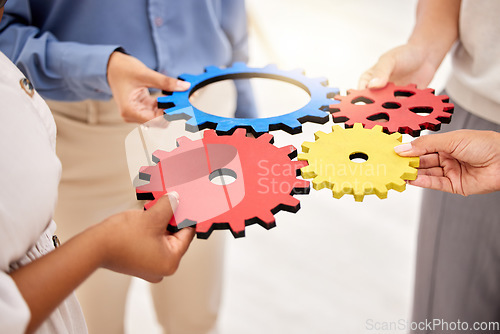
[0, 52, 86, 333]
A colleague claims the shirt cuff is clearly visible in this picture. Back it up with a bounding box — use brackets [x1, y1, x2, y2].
[47, 42, 123, 100]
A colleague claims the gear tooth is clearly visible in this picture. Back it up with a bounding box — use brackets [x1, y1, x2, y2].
[327, 87, 340, 96]
[175, 136, 192, 146]
[402, 167, 418, 181]
[231, 62, 247, 70]
[374, 185, 388, 199]
[290, 68, 305, 76]
[278, 144, 297, 158]
[371, 124, 383, 132]
[391, 178, 407, 192]
[300, 165, 316, 179]
[390, 132, 403, 142]
[281, 119, 302, 133]
[280, 195, 300, 209]
[232, 128, 248, 137]
[425, 88, 436, 94]
[257, 132, 274, 144]
[331, 124, 344, 132]
[204, 65, 221, 73]
[297, 152, 309, 160]
[293, 160, 309, 171]
[312, 175, 330, 190]
[264, 64, 279, 71]
[301, 142, 314, 153]
[215, 121, 237, 133]
[332, 183, 345, 199]
[152, 149, 169, 161]
[186, 116, 201, 127]
[178, 74, 197, 82]
[314, 131, 328, 140]
[228, 219, 247, 238]
[313, 76, 329, 86]
[409, 157, 420, 168]
[203, 129, 217, 139]
[353, 123, 365, 130]
[256, 211, 276, 230]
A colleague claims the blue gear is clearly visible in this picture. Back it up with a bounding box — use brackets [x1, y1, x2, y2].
[158, 62, 339, 136]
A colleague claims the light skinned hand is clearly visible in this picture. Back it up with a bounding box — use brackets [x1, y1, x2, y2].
[107, 51, 191, 123]
[358, 44, 439, 90]
[394, 130, 500, 196]
[96, 192, 196, 283]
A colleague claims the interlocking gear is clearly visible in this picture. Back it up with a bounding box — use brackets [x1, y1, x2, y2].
[330, 83, 454, 137]
[298, 123, 419, 202]
[136, 129, 310, 239]
[158, 62, 339, 136]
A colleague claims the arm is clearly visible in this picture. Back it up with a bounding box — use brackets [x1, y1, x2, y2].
[10, 193, 195, 333]
[0, 2, 189, 123]
[395, 130, 500, 196]
[358, 0, 461, 89]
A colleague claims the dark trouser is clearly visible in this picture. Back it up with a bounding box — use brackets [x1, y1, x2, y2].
[411, 93, 500, 333]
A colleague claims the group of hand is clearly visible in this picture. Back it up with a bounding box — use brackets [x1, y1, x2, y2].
[102, 46, 499, 283]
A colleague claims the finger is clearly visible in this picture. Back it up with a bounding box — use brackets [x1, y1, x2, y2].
[142, 69, 190, 92]
[417, 167, 444, 177]
[146, 192, 180, 224]
[394, 133, 459, 157]
[408, 175, 453, 193]
[418, 153, 440, 169]
[364, 54, 396, 89]
[167, 227, 196, 257]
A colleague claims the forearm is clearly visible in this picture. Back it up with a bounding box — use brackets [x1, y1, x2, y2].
[0, 9, 120, 101]
[408, 0, 461, 66]
[9, 225, 106, 333]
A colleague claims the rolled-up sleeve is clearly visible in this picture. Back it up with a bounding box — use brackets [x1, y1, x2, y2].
[0, 272, 30, 334]
[0, 1, 121, 101]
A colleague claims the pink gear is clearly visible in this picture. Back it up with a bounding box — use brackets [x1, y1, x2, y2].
[136, 129, 310, 239]
[330, 83, 454, 136]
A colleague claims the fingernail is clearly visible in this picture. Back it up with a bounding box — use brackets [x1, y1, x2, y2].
[176, 80, 190, 90]
[368, 78, 381, 88]
[394, 143, 412, 154]
[167, 191, 180, 211]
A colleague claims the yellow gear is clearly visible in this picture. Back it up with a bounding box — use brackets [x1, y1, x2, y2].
[298, 123, 419, 201]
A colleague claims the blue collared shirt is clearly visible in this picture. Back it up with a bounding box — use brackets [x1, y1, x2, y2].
[0, 0, 249, 103]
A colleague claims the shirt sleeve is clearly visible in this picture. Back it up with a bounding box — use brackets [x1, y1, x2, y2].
[0, 272, 30, 334]
[0, 1, 122, 101]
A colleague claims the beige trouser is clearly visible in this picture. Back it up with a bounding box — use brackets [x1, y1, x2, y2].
[48, 88, 230, 333]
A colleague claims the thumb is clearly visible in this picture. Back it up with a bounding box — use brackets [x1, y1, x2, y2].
[394, 133, 455, 157]
[167, 227, 196, 257]
[141, 69, 191, 92]
[359, 53, 395, 89]
[147, 191, 180, 224]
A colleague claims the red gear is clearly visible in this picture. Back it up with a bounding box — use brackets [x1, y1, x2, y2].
[136, 129, 310, 239]
[330, 83, 454, 137]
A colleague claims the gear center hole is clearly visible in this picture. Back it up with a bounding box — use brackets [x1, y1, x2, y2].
[189, 78, 311, 118]
[209, 168, 237, 186]
[349, 152, 369, 163]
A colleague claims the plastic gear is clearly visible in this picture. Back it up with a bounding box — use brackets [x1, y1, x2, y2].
[330, 83, 454, 137]
[136, 129, 310, 239]
[158, 62, 339, 136]
[298, 123, 419, 202]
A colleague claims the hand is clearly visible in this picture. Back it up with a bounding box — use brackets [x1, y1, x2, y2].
[97, 192, 196, 282]
[107, 51, 191, 123]
[395, 130, 500, 196]
[358, 43, 439, 90]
